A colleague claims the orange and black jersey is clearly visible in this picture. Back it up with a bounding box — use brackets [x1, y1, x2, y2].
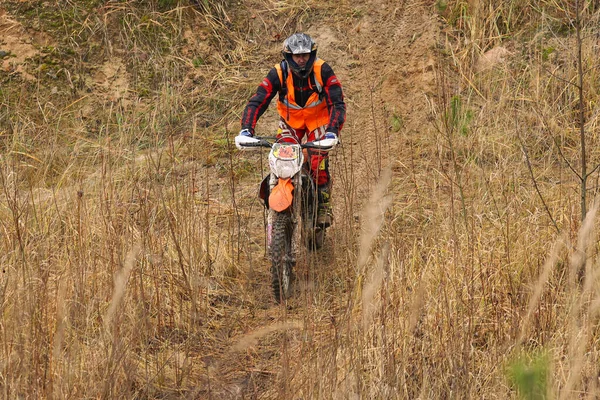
[241, 61, 346, 135]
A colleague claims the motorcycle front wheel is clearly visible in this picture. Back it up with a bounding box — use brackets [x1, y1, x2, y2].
[270, 211, 294, 303]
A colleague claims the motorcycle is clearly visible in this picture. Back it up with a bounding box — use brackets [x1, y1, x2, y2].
[235, 134, 338, 302]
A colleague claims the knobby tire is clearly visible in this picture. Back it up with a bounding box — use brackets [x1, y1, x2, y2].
[271, 211, 293, 303]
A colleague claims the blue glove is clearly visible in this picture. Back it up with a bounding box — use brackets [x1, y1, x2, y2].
[324, 132, 337, 140]
[239, 129, 253, 137]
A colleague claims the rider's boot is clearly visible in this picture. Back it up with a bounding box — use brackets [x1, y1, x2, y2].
[316, 184, 333, 227]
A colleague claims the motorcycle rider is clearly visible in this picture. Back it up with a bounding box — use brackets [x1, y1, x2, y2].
[239, 32, 346, 227]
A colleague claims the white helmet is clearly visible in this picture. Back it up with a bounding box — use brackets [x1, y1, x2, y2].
[282, 33, 317, 78]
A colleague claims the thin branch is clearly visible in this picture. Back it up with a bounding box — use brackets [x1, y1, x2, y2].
[518, 132, 560, 233]
[541, 65, 581, 90]
[586, 162, 600, 179]
[576, 0, 588, 220]
[553, 136, 582, 180]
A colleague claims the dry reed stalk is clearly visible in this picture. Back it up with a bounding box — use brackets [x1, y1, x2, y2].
[356, 168, 392, 334]
[104, 243, 141, 331]
[560, 201, 598, 399]
[356, 168, 392, 270]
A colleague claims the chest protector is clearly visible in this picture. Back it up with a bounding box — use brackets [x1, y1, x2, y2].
[276, 59, 330, 132]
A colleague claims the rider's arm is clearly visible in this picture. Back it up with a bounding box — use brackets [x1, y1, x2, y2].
[241, 68, 281, 134]
[321, 63, 346, 135]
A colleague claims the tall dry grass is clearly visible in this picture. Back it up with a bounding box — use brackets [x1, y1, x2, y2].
[2, 0, 600, 399]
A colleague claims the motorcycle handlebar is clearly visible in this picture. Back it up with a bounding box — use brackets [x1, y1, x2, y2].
[302, 141, 337, 151]
[244, 139, 273, 148]
[237, 135, 338, 151]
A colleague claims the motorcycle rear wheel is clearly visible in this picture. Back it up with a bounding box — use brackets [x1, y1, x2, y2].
[270, 211, 294, 303]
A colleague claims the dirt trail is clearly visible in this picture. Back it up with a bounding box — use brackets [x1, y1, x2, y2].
[340, 0, 438, 212]
[203, 0, 440, 397]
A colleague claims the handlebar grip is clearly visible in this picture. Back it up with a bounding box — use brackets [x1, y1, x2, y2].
[303, 144, 334, 151]
[240, 140, 271, 148]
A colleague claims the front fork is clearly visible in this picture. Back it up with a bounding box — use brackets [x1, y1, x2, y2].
[267, 173, 301, 264]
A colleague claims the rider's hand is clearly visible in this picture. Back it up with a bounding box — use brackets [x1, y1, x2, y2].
[236, 129, 254, 150]
[324, 132, 338, 141]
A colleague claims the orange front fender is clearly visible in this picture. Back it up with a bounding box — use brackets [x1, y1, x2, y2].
[269, 178, 294, 212]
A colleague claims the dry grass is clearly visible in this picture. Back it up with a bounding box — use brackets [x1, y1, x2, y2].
[2, 0, 600, 398]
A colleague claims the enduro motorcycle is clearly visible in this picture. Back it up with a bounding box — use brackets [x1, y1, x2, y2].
[235, 134, 338, 302]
